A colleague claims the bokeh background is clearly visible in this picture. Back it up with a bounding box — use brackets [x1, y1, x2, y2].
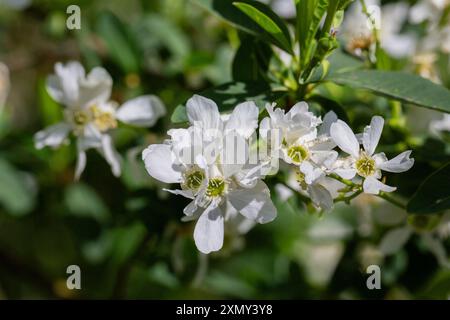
[0, 0, 449, 299]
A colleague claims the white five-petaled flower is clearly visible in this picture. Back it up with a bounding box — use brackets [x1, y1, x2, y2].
[330, 116, 414, 194]
[142, 95, 276, 254]
[34, 61, 166, 179]
[259, 102, 339, 210]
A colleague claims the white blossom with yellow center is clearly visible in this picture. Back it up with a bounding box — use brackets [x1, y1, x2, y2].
[330, 116, 414, 194]
[34, 61, 166, 179]
[143, 95, 276, 254]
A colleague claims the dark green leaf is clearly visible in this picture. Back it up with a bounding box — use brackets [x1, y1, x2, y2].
[193, 0, 293, 53]
[171, 81, 287, 123]
[233, 1, 292, 53]
[407, 162, 450, 214]
[232, 35, 272, 81]
[328, 70, 450, 113]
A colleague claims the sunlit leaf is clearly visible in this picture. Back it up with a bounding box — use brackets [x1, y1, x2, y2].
[328, 70, 450, 113]
[193, 0, 292, 53]
[233, 1, 292, 53]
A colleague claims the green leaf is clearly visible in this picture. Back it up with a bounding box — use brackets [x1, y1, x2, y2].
[171, 81, 287, 123]
[327, 70, 450, 113]
[96, 11, 141, 73]
[0, 158, 36, 216]
[233, 1, 292, 53]
[307, 49, 363, 83]
[193, 0, 292, 53]
[407, 162, 450, 214]
[232, 34, 272, 81]
[64, 183, 110, 223]
[296, 0, 328, 67]
[37, 77, 63, 126]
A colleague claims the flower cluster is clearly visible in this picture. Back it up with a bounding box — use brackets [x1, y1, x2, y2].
[34, 61, 166, 179]
[143, 95, 415, 253]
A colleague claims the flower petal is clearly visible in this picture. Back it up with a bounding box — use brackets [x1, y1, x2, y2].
[186, 95, 221, 132]
[228, 181, 277, 224]
[221, 132, 247, 178]
[78, 67, 112, 107]
[363, 176, 396, 194]
[163, 188, 194, 199]
[116, 95, 166, 127]
[100, 134, 121, 177]
[333, 168, 357, 180]
[224, 101, 259, 139]
[300, 161, 323, 185]
[378, 150, 414, 173]
[46, 61, 85, 106]
[34, 122, 71, 149]
[309, 184, 333, 211]
[330, 120, 359, 158]
[74, 146, 87, 181]
[193, 205, 224, 254]
[318, 111, 338, 136]
[142, 144, 182, 184]
[363, 116, 384, 156]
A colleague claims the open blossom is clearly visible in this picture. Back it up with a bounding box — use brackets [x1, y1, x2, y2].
[143, 95, 276, 254]
[341, 0, 416, 58]
[330, 116, 414, 194]
[34, 61, 165, 179]
[259, 102, 339, 210]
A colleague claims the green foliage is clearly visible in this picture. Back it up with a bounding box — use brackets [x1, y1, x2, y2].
[407, 162, 450, 214]
[296, 0, 328, 68]
[193, 0, 292, 53]
[1, 0, 449, 300]
[327, 70, 450, 113]
[0, 158, 36, 216]
[95, 11, 141, 73]
[64, 183, 110, 223]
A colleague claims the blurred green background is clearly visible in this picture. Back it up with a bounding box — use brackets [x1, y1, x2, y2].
[0, 0, 449, 299]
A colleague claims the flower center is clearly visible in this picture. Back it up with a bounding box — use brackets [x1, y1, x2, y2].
[287, 145, 309, 164]
[206, 178, 226, 198]
[73, 110, 90, 126]
[91, 106, 117, 132]
[183, 169, 205, 191]
[356, 153, 376, 177]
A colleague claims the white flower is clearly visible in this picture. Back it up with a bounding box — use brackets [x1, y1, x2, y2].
[341, 0, 416, 58]
[260, 102, 339, 209]
[34, 61, 165, 179]
[410, 0, 450, 54]
[409, 0, 450, 25]
[259, 102, 335, 166]
[142, 95, 276, 254]
[430, 114, 450, 136]
[330, 116, 414, 194]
